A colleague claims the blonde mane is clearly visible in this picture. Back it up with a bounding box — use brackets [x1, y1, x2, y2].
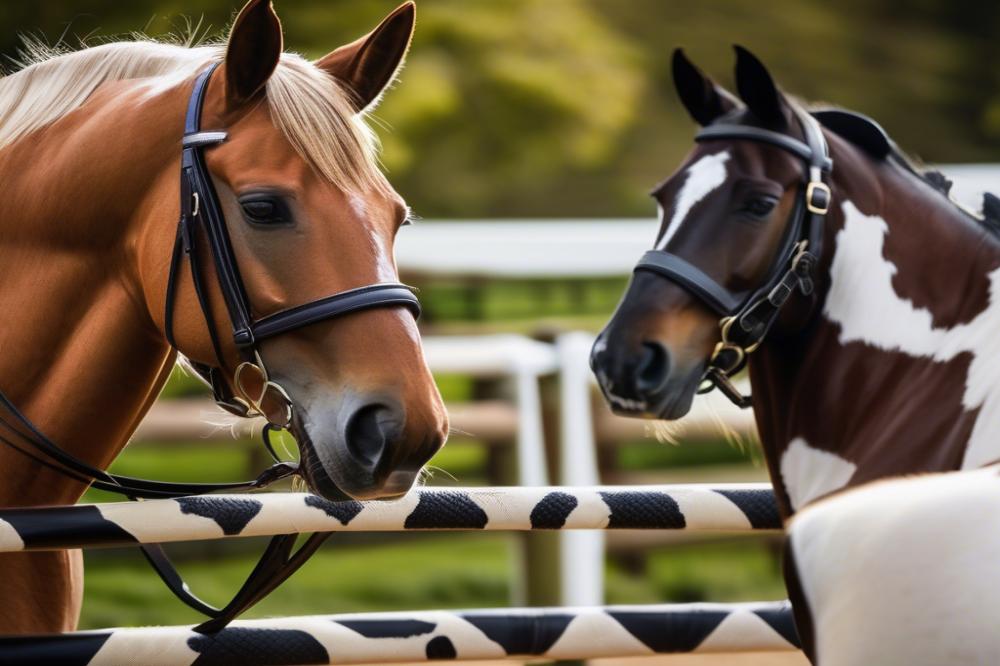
[0, 38, 389, 195]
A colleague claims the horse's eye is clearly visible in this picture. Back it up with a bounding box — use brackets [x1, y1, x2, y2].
[742, 196, 778, 219]
[239, 195, 292, 226]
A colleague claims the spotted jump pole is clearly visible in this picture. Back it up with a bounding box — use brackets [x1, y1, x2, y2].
[1, 602, 799, 665]
[0, 485, 793, 665]
[0, 484, 780, 552]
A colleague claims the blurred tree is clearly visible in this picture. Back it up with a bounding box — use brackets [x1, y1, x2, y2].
[1, 0, 997, 218]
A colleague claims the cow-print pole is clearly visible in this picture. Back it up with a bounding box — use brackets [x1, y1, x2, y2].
[0, 601, 799, 664]
[0, 485, 779, 552]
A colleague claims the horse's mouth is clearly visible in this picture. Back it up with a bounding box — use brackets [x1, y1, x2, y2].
[289, 409, 423, 502]
[290, 414, 355, 502]
[607, 361, 706, 421]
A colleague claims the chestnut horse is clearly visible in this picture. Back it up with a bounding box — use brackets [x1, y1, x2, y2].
[592, 47, 1000, 663]
[0, 0, 446, 633]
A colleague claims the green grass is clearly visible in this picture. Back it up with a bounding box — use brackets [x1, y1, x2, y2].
[80, 535, 785, 628]
[80, 534, 513, 629]
[617, 437, 762, 470]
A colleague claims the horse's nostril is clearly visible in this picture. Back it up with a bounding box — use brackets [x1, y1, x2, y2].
[344, 404, 395, 470]
[635, 341, 671, 395]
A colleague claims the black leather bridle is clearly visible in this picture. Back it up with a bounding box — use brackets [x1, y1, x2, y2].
[0, 63, 422, 632]
[634, 106, 832, 408]
[165, 62, 420, 429]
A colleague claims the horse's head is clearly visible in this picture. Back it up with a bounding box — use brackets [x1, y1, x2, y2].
[592, 47, 822, 419]
[143, 0, 446, 500]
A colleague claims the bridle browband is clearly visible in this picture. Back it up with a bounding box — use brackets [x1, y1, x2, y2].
[0, 63, 423, 633]
[634, 106, 832, 408]
[165, 62, 420, 425]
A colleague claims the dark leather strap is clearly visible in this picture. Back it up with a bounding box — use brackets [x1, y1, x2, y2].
[696, 123, 833, 172]
[165, 63, 424, 412]
[193, 532, 331, 633]
[140, 531, 332, 634]
[253, 284, 420, 340]
[0, 384, 296, 498]
[634, 252, 744, 315]
[179, 65, 253, 352]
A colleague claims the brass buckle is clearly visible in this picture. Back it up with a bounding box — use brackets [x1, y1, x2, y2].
[806, 181, 831, 215]
[710, 315, 763, 374]
[710, 340, 745, 372]
[709, 317, 747, 372]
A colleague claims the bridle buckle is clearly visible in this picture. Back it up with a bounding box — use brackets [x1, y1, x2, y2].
[806, 181, 831, 214]
[233, 352, 294, 429]
[709, 316, 750, 373]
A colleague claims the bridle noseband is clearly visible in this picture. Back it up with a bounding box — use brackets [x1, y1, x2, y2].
[164, 63, 421, 434]
[634, 106, 832, 408]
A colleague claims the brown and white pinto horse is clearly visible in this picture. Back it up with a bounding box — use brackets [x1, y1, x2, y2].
[592, 47, 1000, 664]
[0, 0, 446, 633]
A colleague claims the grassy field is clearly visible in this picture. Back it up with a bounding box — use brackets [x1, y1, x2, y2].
[80, 534, 786, 629]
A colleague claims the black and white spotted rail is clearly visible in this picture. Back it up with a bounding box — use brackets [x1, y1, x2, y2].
[0, 485, 778, 552]
[0, 601, 798, 664]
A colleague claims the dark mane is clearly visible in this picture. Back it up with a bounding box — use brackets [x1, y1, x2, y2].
[812, 105, 1000, 236]
[888, 146, 1000, 236]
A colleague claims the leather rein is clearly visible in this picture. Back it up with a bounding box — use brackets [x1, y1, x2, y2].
[0, 63, 422, 632]
[634, 106, 832, 408]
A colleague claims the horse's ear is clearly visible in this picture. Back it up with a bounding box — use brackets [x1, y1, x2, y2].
[316, 2, 416, 112]
[225, 0, 283, 109]
[672, 49, 738, 126]
[733, 45, 786, 126]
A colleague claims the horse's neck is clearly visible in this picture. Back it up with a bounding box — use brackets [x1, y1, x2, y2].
[751, 143, 1000, 516]
[0, 83, 179, 508]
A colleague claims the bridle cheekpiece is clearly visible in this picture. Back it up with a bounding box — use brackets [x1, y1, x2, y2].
[164, 63, 421, 438]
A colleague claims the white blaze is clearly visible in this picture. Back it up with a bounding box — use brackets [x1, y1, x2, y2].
[656, 151, 731, 249]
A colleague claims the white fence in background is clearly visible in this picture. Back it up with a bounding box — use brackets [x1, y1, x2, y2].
[395, 164, 999, 279]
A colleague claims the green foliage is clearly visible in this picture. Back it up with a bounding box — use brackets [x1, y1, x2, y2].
[4, 0, 995, 220]
[373, 0, 644, 216]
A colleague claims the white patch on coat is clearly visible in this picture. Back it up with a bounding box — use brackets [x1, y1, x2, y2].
[655, 151, 730, 249]
[780, 437, 857, 510]
[788, 465, 1000, 665]
[823, 201, 1000, 469]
